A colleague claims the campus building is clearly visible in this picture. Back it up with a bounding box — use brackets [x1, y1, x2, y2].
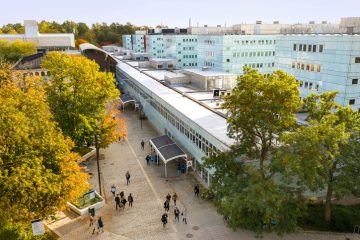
[275, 34, 360, 110]
[164, 35, 198, 69]
[0, 20, 75, 50]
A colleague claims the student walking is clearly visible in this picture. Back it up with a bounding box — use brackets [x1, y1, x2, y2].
[166, 193, 171, 202]
[194, 185, 200, 197]
[89, 214, 94, 227]
[125, 171, 131, 186]
[97, 217, 104, 234]
[164, 200, 170, 212]
[128, 193, 134, 207]
[141, 140, 145, 150]
[146, 155, 150, 165]
[111, 184, 116, 197]
[115, 194, 121, 210]
[174, 207, 180, 222]
[161, 213, 168, 228]
[182, 208, 187, 224]
[121, 197, 127, 210]
[172, 192, 178, 206]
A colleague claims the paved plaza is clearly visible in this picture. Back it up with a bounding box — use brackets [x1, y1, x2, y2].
[47, 110, 358, 240]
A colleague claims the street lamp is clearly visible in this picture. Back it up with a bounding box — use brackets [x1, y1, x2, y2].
[94, 134, 102, 196]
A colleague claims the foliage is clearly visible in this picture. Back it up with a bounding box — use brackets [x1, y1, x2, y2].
[0, 72, 89, 233]
[72, 194, 103, 209]
[275, 92, 360, 221]
[75, 38, 88, 49]
[299, 204, 360, 232]
[0, 59, 12, 86]
[0, 39, 37, 63]
[41, 51, 124, 148]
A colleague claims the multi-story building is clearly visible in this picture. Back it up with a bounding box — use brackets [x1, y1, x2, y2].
[275, 34, 360, 110]
[122, 35, 132, 50]
[164, 35, 198, 69]
[197, 35, 277, 75]
[122, 32, 146, 53]
[145, 34, 165, 58]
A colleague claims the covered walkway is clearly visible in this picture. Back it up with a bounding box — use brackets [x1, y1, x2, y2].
[119, 94, 136, 111]
[149, 135, 188, 177]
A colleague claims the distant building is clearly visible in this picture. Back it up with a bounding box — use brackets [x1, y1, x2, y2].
[0, 20, 75, 50]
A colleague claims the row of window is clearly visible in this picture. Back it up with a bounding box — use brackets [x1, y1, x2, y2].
[232, 51, 276, 58]
[297, 80, 320, 91]
[204, 40, 216, 45]
[205, 51, 215, 57]
[183, 62, 197, 67]
[291, 61, 321, 72]
[243, 62, 275, 68]
[122, 75, 219, 156]
[183, 46, 195, 50]
[204, 61, 215, 67]
[183, 38, 197, 42]
[183, 55, 197, 59]
[233, 39, 276, 45]
[293, 43, 323, 53]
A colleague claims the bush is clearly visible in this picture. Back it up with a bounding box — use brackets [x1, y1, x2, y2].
[200, 189, 214, 200]
[299, 204, 360, 232]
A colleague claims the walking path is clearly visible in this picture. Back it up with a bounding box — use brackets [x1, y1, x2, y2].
[48, 109, 358, 240]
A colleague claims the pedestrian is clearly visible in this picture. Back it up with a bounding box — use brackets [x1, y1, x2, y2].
[194, 185, 200, 197]
[146, 155, 150, 165]
[164, 200, 170, 212]
[161, 213, 168, 228]
[115, 194, 121, 210]
[120, 191, 124, 199]
[182, 208, 187, 224]
[111, 184, 116, 197]
[97, 217, 104, 234]
[89, 214, 94, 227]
[174, 207, 180, 222]
[121, 197, 127, 209]
[166, 193, 171, 202]
[125, 171, 131, 185]
[172, 192, 178, 206]
[128, 193, 134, 207]
[141, 140, 145, 150]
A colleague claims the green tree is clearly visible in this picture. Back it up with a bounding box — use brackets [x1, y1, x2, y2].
[276, 92, 360, 222]
[0, 70, 89, 236]
[41, 51, 121, 147]
[0, 39, 37, 63]
[205, 68, 303, 235]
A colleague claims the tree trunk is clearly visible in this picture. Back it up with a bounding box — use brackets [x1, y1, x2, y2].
[324, 182, 333, 221]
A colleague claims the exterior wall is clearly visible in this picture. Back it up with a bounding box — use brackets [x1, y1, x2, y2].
[146, 35, 165, 58]
[164, 35, 198, 69]
[116, 66, 227, 185]
[131, 34, 145, 53]
[122, 35, 133, 50]
[197, 35, 277, 75]
[275, 35, 360, 110]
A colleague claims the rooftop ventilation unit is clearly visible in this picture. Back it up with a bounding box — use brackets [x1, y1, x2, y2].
[256, 21, 262, 24]
[309, 21, 315, 24]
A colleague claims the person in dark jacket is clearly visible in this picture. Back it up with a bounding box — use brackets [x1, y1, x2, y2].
[128, 193, 134, 207]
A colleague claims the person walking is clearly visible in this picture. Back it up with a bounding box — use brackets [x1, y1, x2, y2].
[166, 193, 171, 203]
[111, 184, 116, 197]
[115, 194, 121, 210]
[174, 207, 180, 222]
[194, 185, 200, 197]
[121, 197, 127, 210]
[141, 140, 145, 150]
[125, 171, 131, 186]
[97, 217, 104, 234]
[172, 192, 178, 206]
[182, 208, 187, 224]
[161, 213, 168, 228]
[128, 193, 134, 207]
[146, 155, 150, 165]
[164, 200, 170, 212]
[89, 214, 94, 227]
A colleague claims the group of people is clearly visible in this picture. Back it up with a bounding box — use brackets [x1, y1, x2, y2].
[111, 177, 134, 211]
[161, 192, 187, 228]
[90, 215, 104, 235]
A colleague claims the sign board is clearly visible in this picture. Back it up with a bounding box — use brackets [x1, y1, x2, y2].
[89, 191, 95, 200]
[31, 219, 45, 236]
[84, 190, 95, 202]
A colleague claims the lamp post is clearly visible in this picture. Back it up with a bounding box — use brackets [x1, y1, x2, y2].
[94, 134, 102, 196]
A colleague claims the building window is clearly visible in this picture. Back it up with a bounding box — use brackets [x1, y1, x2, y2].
[355, 57, 360, 63]
[303, 44, 307, 51]
[352, 79, 358, 84]
[301, 64, 305, 70]
[306, 64, 310, 71]
[226, 59, 230, 62]
[292, 62, 296, 68]
[293, 44, 297, 51]
[308, 45, 312, 52]
[317, 64, 321, 72]
[349, 99, 355, 105]
[319, 45, 324, 52]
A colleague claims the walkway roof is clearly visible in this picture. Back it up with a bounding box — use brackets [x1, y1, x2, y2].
[150, 135, 186, 163]
[120, 94, 135, 105]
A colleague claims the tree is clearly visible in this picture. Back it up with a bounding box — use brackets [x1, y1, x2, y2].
[0, 70, 89, 235]
[75, 38, 88, 49]
[205, 68, 303, 235]
[276, 92, 360, 221]
[223, 67, 301, 176]
[41, 51, 123, 147]
[0, 39, 37, 63]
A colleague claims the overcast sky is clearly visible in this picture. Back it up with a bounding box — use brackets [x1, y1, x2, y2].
[1, 0, 359, 27]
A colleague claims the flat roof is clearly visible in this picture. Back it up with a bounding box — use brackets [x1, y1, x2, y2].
[118, 61, 234, 147]
[183, 68, 236, 77]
